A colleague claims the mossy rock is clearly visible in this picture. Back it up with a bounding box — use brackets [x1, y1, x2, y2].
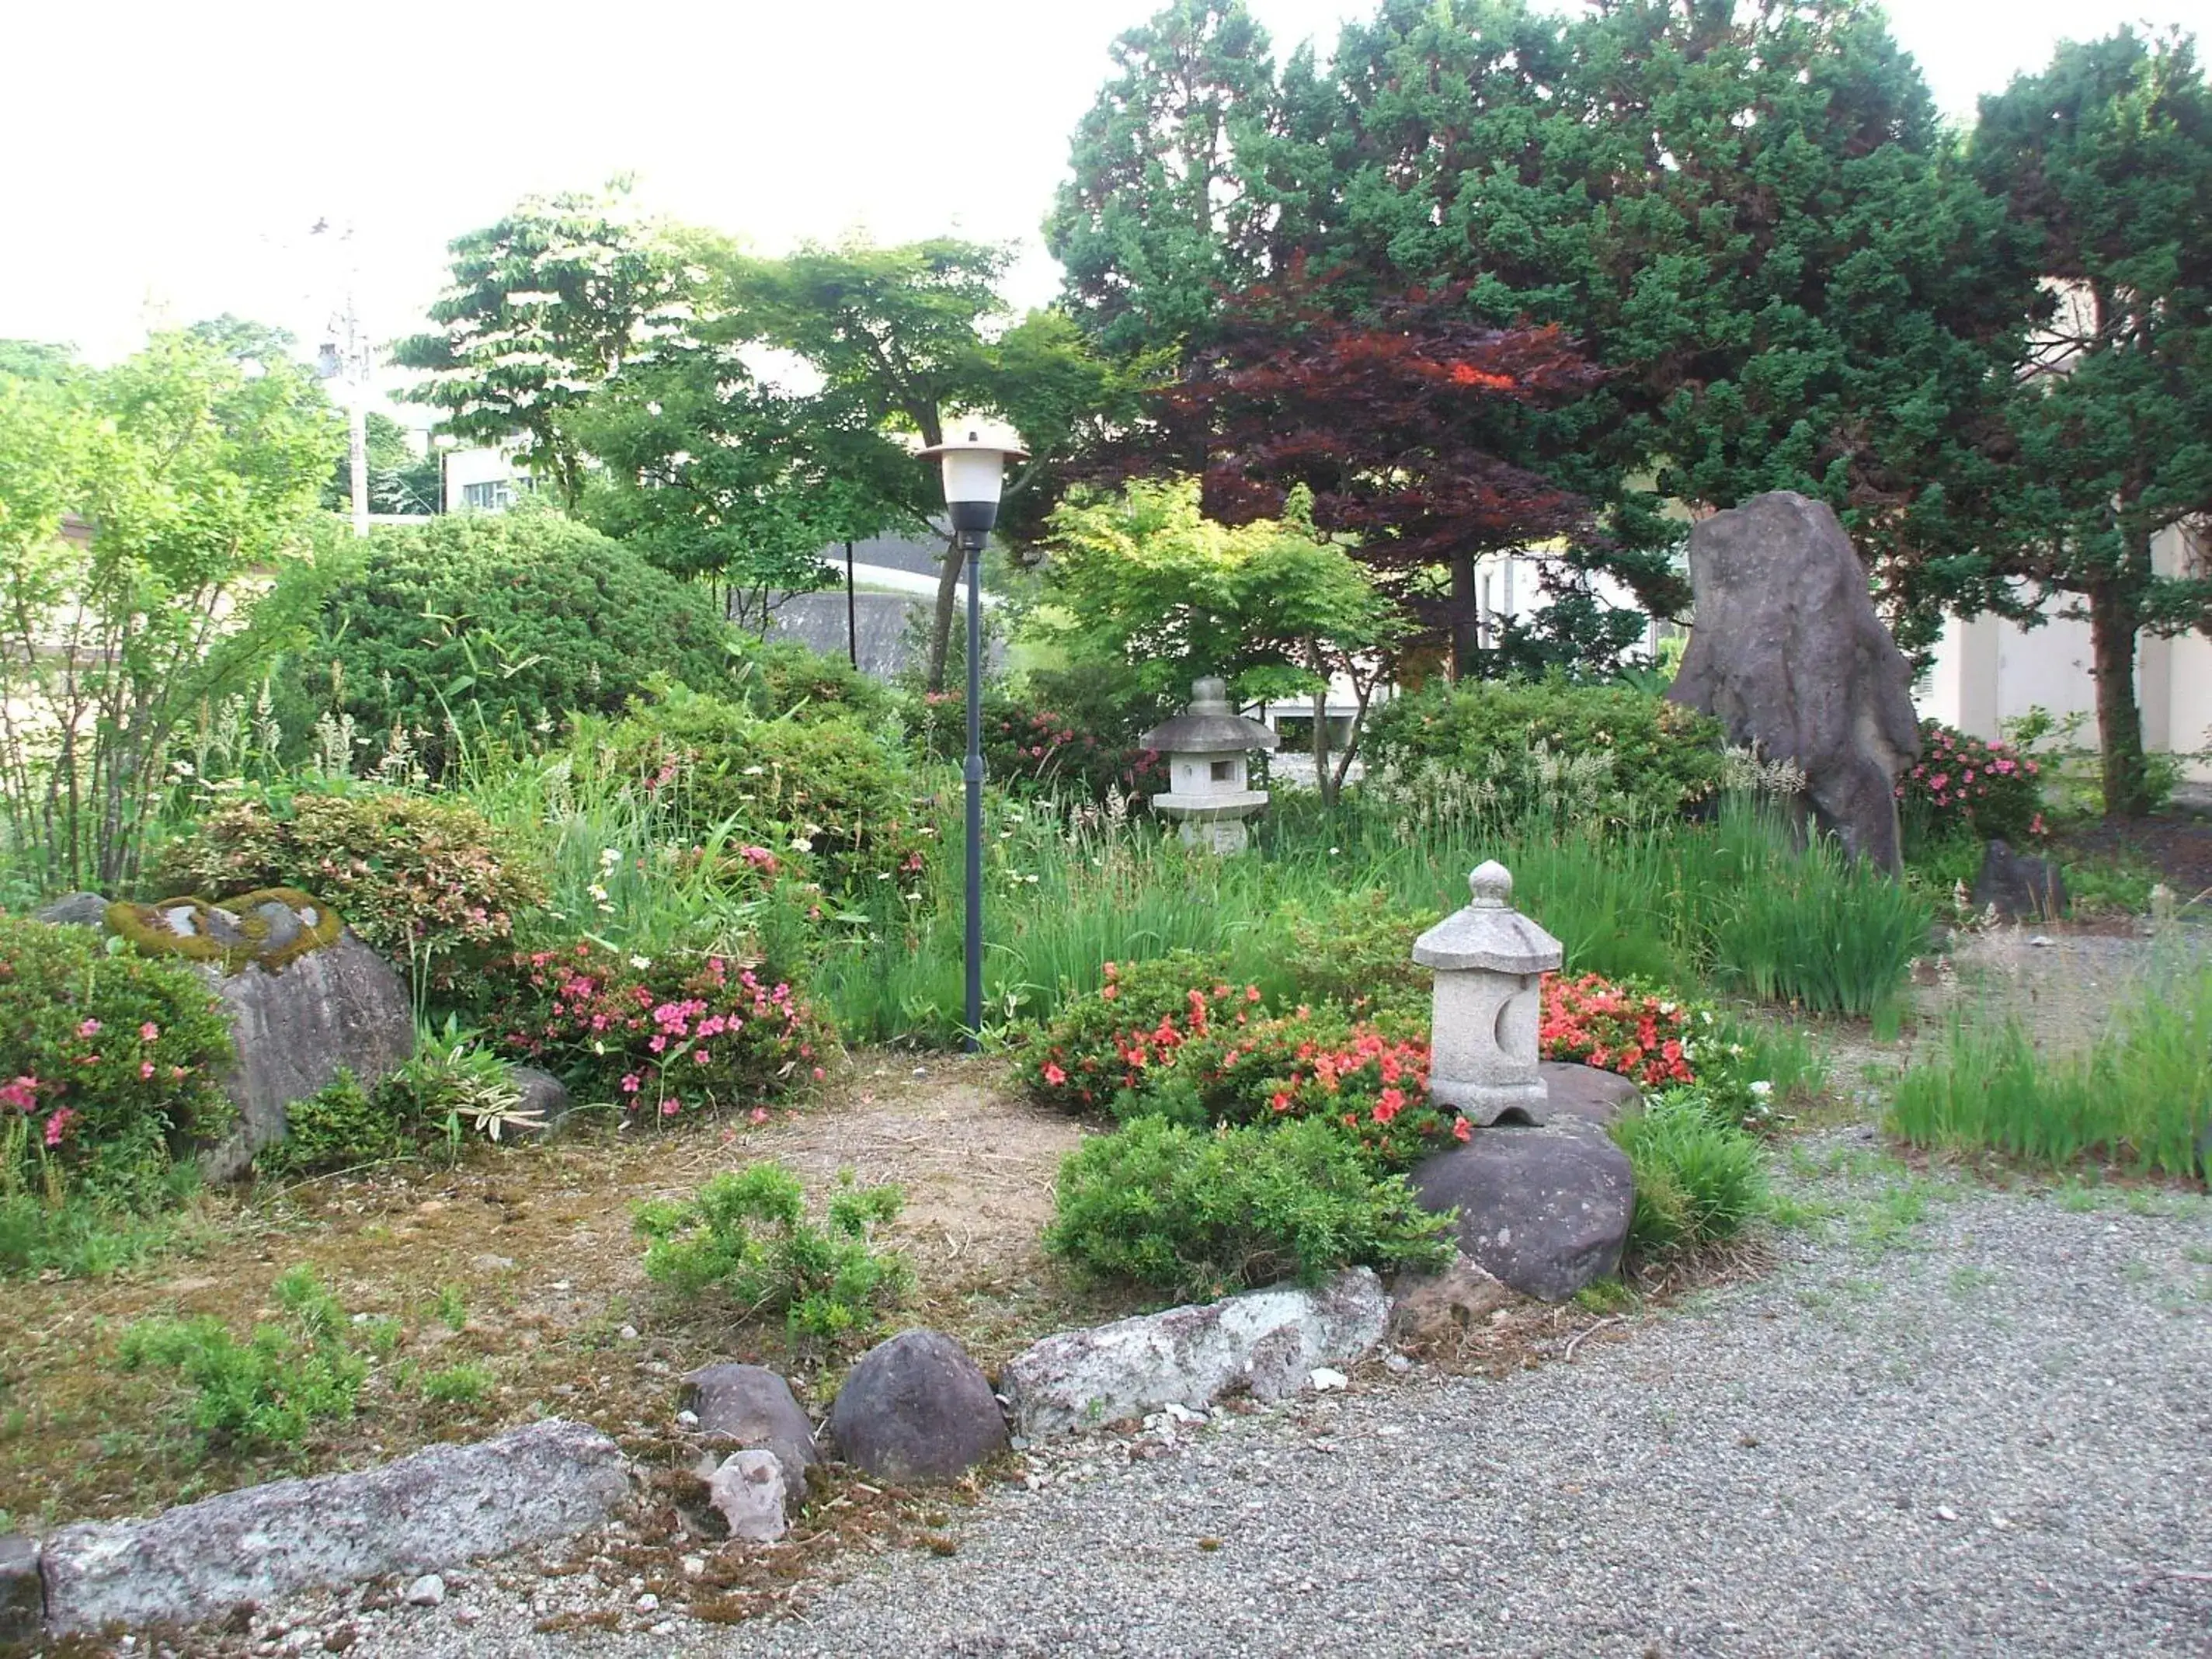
[106, 887, 349, 976]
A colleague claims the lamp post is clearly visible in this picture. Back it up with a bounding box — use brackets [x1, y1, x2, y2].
[918, 426, 1027, 1049]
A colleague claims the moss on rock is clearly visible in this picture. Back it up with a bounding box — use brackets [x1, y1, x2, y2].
[106, 888, 348, 976]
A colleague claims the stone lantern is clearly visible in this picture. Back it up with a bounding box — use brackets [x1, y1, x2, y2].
[1414, 861, 1562, 1125]
[1138, 676, 1280, 854]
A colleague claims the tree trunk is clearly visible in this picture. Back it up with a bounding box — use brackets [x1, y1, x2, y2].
[2088, 572, 2150, 819]
[1310, 687, 1334, 809]
[1448, 551, 1476, 683]
[925, 533, 963, 694]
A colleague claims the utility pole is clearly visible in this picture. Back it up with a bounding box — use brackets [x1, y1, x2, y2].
[311, 220, 372, 538]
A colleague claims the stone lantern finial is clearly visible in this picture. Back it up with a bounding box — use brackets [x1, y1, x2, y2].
[1414, 862, 1562, 1124]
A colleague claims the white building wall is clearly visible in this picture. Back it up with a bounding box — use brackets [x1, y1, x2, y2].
[1916, 523, 2212, 781]
[442, 446, 526, 513]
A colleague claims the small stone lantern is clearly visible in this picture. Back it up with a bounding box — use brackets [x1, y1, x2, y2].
[1414, 861, 1563, 1125]
[1139, 676, 1281, 854]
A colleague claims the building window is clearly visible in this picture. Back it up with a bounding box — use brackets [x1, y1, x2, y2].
[461, 480, 514, 512]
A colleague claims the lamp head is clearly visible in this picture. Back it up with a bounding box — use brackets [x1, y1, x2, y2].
[918, 425, 1028, 546]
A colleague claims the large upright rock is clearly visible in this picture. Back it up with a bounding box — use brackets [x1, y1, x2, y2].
[103, 889, 415, 1178]
[1668, 492, 1921, 872]
[40, 1420, 629, 1636]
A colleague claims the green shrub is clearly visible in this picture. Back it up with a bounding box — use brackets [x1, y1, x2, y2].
[1273, 889, 1437, 1018]
[727, 635, 893, 724]
[151, 785, 546, 983]
[0, 1188, 200, 1279]
[383, 1018, 541, 1147]
[255, 1069, 410, 1179]
[1609, 1094, 1769, 1254]
[0, 916, 233, 1207]
[1362, 677, 1729, 825]
[489, 943, 826, 1122]
[598, 685, 929, 896]
[633, 1163, 909, 1345]
[1889, 965, 2212, 1178]
[1046, 1115, 1455, 1300]
[291, 508, 734, 771]
[115, 1266, 367, 1449]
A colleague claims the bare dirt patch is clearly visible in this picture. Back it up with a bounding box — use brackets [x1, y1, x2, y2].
[0, 1054, 1114, 1534]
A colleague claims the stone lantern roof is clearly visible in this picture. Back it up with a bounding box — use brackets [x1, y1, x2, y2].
[1413, 862, 1563, 975]
[1137, 677, 1281, 755]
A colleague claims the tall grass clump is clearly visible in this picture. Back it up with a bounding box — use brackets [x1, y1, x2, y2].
[1698, 804, 1932, 1017]
[1611, 1094, 1772, 1253]
[1889, 963, 2212, 1179]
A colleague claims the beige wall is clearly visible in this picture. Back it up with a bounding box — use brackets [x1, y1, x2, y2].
[1918, 523, 2212, 781]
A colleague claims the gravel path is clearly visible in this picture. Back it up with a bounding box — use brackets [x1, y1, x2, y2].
[308, 1155, 2210, 1659]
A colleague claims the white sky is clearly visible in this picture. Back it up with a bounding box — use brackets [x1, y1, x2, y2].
[5, 0, 2203, 400]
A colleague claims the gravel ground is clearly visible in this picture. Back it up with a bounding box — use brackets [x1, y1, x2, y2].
[252, 1151, 2210, 1659]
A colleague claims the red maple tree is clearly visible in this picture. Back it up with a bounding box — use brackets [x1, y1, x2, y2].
[1146, 264, 1609, 676]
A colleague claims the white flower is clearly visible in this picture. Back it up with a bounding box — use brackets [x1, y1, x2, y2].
[742, 765, 766, 776]
[1749, 1080, 1772, 1097]
[600, 847, 621, 867]
[1328, 847, 1341, 856]
[587, 883, 609, 903]
[877, 871, 892, 880]
[789, 836, 814, 854]
[629, 955, 652, 970]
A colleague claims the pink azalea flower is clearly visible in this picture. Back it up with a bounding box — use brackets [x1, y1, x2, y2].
[76, 1018, 101, 1038]
[138, 1022, 159, 1042]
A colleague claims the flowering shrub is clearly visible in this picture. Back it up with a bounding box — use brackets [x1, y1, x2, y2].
[911, 686, 1165, 802]
[1539, 972, 1697, 1090]
[1024, 952, 1251, 1111]
[1031, 958, 1465, 1165]
[0, 916, 233, 1206]
[1277, 889, 1437, 1017]
[1896, 720, 2045, 843]
[489, 943, 827, 1122]
[153, 787, 544, 983]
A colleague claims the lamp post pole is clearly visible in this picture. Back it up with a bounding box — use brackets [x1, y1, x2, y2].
[919, 427, 1028, 1052]
[962, 526, 986, 1049]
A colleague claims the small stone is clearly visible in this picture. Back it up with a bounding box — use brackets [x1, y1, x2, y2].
[1309, 1368, 1349, 1393]
[675, 1410, 700, 1429]
[450, 1607, 479, 1626]
[1936, 1504, 1959, 1522]
[322, 1629, 357, 1654]
[708, 1451, 789, 1542]
[651, 1622, 676, 1636]
[403, 1574, 444, 1608]
[617, 1324, 639, 1342]
[680, 1556, 706, 1580]
[682, 1363, 821, 1497]
[635, 1592, 659, 1613]
[1389, 1254, 1513, 1348]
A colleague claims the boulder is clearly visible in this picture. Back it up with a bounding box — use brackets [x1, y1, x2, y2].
[31, 892, 109, 930]
[40, 1419, 628, 1636]
[828, 1330, 1007, 1483]
[998, 1269, 1389, 1441]
[707, 1451, 788, 1542]
[1534, 1062, 1644, 1129]
[1409, 1122, 1635, 1302]
[0, 1533, 40, 1644]
[1389, 1255, 1514, 1350]
[682, 1364, 819, 1495]
[1668, 491, 1921, 872]
[99, 891, 414, 1180]
[1972, 840, 2068, 922]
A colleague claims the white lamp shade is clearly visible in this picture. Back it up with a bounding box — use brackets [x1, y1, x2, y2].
[937, 445, 1008, 508]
